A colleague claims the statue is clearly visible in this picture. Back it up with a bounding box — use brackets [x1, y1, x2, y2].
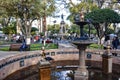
[74, 12, 85, 22]
[41, 47, 46, 59]
[61, 14, 64, 21]
[80, 12, 84, 21]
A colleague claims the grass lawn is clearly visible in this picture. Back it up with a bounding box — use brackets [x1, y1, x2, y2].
[0, 43, 58, 51]
[88, 43, 103, 49]
[0, 47, 10, 51]
[30, 43, 58, 51]
[0, 43, 102, 51]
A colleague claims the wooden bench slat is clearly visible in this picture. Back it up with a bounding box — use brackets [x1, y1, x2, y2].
[9, 44, 22, 51]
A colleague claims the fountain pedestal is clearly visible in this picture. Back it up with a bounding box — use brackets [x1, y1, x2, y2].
[102, 46, 112, 74]
[73, 41, 93, 80]
[38, 60, 51, 80]
[102, 54, 112, 74]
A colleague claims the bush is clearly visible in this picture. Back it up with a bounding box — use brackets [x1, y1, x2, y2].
[88, 43, 103, 49]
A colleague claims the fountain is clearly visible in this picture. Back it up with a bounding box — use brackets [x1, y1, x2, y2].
[72, 12, 95, 80]
[3, 12, 120, 80]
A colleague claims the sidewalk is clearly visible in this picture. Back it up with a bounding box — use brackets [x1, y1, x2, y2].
[58, 43, 75, 49]
[0, 51, 18, 60]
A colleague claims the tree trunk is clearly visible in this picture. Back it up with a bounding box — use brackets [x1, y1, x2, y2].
[99, 38, 102, 44]
[8, 34, 12, 42]
[43, 15, 47, 37]
[25, 35, 31, 51]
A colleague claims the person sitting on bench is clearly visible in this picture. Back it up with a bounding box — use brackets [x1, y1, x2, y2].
[19, 40, 27, 51]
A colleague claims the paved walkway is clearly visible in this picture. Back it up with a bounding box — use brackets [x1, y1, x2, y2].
[57, 40, 76, 49]
[0, 43, 120, 64]
[58, 43, 75, 49]
[0, 44, 16, 60]
[0, 51, 19, 60]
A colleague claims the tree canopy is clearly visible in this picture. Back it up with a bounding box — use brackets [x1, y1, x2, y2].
[67, 1, 98, 22]
[0, 0, 56, 47]
[0, 0, 55, 34]
[85, 8, 120, 44]
[85, 8, 120, 24]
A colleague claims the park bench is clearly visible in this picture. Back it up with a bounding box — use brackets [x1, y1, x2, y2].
[9, 44, 22, 51]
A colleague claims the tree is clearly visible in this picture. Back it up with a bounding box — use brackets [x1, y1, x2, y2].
[68, 24, 80, 35]
[2, 22, 16, 34]
[31, 27, 38, 36]
[0, 1, 15, 28]
[0, 0, 55, 50]
[39, 0, 56, 36]
[85, 8, 120, 44]
[65, 0, 99, 22]
[48, 24, 60, 35]
[2, 21, 16, 41]
[84, 25, 96, 36]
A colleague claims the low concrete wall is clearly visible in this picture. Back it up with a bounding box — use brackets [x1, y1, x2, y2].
[0, 49, 120, 80]
[0, 51, 42, 80]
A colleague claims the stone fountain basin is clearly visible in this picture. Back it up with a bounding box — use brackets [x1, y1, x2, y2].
[72, 40, 95, 46]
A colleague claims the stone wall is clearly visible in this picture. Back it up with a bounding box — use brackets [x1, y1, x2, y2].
[0, 51, 42, 80]
[0, 49, 120, 80]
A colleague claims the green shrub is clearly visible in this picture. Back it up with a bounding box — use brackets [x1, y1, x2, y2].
[88, 43, 103, 49]
[0, 47, 9, 51]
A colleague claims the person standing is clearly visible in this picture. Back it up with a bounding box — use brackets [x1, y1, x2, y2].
[112, 36, 119, 49]
[112, 36, 119, 56]
[103, 35, 111, 49]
